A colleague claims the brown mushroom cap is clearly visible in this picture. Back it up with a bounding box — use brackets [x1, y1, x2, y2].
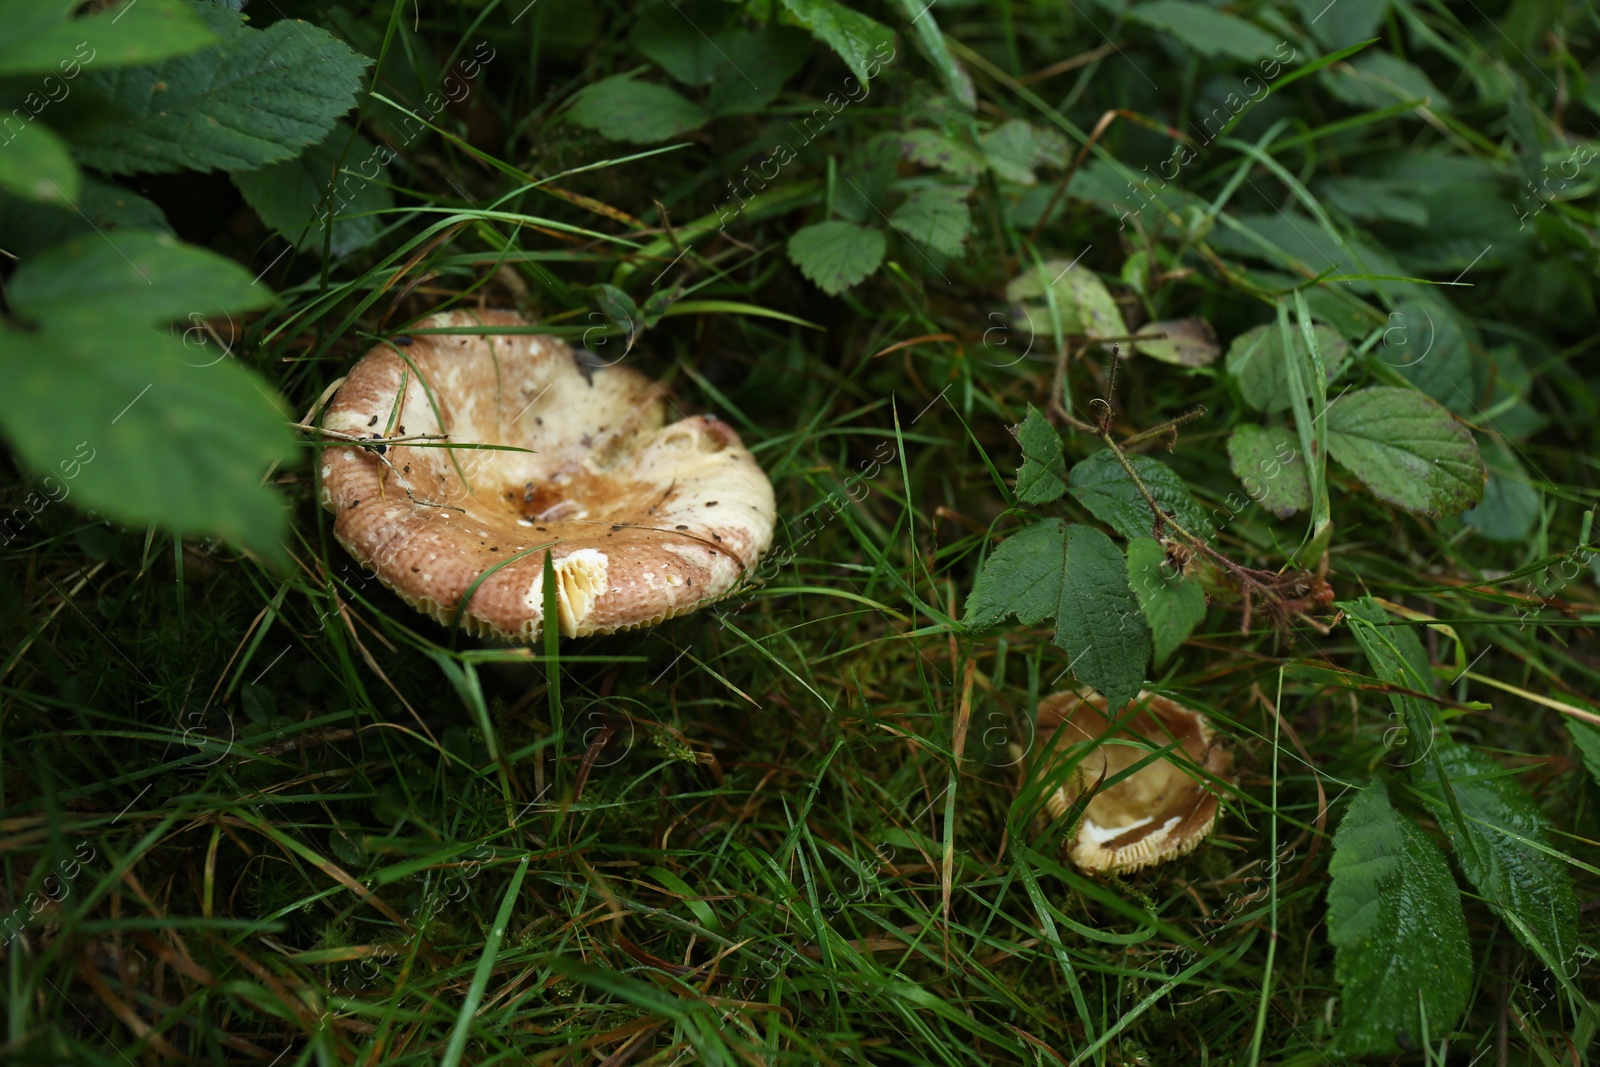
[1030, 688, 1233, 873]
[318, 309, 776, 641]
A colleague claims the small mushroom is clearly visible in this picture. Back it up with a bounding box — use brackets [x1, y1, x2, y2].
[1029, 688, 1233, 873]
[319, 310, 776, 640]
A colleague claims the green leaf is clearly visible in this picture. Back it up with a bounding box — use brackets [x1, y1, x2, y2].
[1226, 424, 1310, 519]
[1569, 721, 1600, 790]
[707, 28, 812, 116]
[1327, 782, 1471, 1055]
[963, 520, 1149, 709]
[1295, 0, 1389, 51]
[980, 119, 1066, 187]
[1013, 405, 1065, 505]
[1127, 0, 1280, 61]
[0, 120, 77, 203]
[566, 74, 707, 143]
[0, 0, 216, 76]
[1225, 322, 1349, 413]
[1326, 387, 1486, 517]
[629, 0, 737, 85]
[0, 232, 290, 563]
[232, 123, 394, 257]
[1132, 317, 1220, 367]
[8, 231, 266, 329]
[964, 519, 1069, 632]
[1007, 258, 1129, 353]
[1416, 742, 1578, 974]
[834, 132, 901, 222]
[72, 6, 372, 174]
[1068, 450, 1214, 542]
[1318, 175, 1429, 227]
[778, 0, 895, 86]
[888, 183, 972, 257]
[787, 220, 885, 295]
[1324, 51, 1442, 111]
[1126, 537, 1205, 666]
[1462, 441, 1540, 542]
[1057, 525, 1149, 711]
[0, 177, 169, 261]
[899, 129, 986, 178]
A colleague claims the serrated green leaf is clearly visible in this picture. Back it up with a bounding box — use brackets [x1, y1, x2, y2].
[899, 129, 986, 178]
[1569, 721, 1600, 790]
[1055, 524, 1149, 711]
[1318, 175, 1429, 227]
[963, 520, 1149, 707]
[964, 518, 1068, 632]
[8, 231, 271, 328]
[778, 0, 895, 85]
[1132, 317, 1219, 367]
[1416, 741, 1578, 974]
[1225, 322, 1349, 413]
[72, 7, 371, 174]
[629, 0, 737, 85]
[1006, 259, 1128, 351]
[1323, 51, 1442, 111]
[1326, 387, 1486, 517]
[0, 0, 215, 76]
[834, 132, 901, 223]
[1127, 0, 1280, 60]
[0, 120, 76, 203]
[981, 119, 1066, 186]
[889, 183, 971, 256]
[1126, 537, 1205, 666]
[1226, 424, 1310, 518]
[707, 28, 811, 116]
[566, 74, 707, 143]
[1327, 782, 1471, 1055]
[1068, 450, 1214, 542]
[1462, 440, 1540, 542]
[232, 123, 394, 257]
[1013, 405, 1065, 505]
[0, 178, 169, 260]
[787, 220, 885, 295]
[0, 232, 290, 563]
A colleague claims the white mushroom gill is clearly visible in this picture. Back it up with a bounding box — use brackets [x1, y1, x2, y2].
[525, 549, 611, 636]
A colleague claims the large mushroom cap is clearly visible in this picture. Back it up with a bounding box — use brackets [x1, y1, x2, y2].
[318, 309, 776, 641]
[1030, 688, 1233, 873]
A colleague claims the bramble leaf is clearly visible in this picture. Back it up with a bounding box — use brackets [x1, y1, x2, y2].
[778, 0, 895, 85]
[1225, 322, 1349, 413]
[1326, 387, 1486, 517]
[0, 0, 215, 76]
[1126, 537, 1205, 666]
[1007, 259, 1128, 351]
[0, 232, 291, 563]
[889, 184, 972, 256]
[1327, 782, 1471, 1055]
[964, 519, 1148, 709]
[1068, 450, 1214, 542]
[232, 123, 395, 257]
[1416, 741, 1578, 974]
[1013, 405, 1065, 505]
[1226, 424, 1310, 518]
[1127, 0, 1280, 60]
[72, 4, 371, 174]
[566, 75, 707, 143]
[787, 220, 885, 295]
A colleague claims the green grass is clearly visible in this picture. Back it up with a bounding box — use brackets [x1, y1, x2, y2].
[3, 0, 1600, 1063]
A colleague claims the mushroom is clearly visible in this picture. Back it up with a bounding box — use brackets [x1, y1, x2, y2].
[1028, 688, 1233, 873]
[318, 309, 776, 641]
